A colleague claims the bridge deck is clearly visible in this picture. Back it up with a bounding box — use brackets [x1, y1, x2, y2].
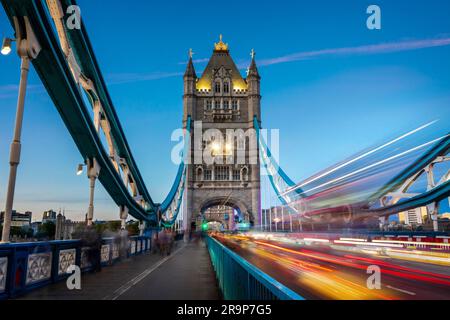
[19, 239, 220, 300]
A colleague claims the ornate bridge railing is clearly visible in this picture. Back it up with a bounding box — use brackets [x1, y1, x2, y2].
[205, 236, 303, 300]
[0, 235, 151, 300]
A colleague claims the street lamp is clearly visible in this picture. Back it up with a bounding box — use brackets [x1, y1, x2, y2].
[76, 163, 86, 176]
[1, 37, 14, 55]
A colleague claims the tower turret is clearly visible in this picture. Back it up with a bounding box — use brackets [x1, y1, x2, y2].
[247, 49, 261, 122]
[183, 49, 197, 123]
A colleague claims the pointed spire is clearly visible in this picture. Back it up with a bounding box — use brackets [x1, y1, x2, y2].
[247, 48, 260, 79]
[184, 48, 197, 78]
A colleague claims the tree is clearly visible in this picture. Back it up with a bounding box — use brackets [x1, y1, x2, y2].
[37, 221, 56, 240]
[95, 221, 121, 237]
[10, 226, 30, 238]
[126, 221, 140, 236]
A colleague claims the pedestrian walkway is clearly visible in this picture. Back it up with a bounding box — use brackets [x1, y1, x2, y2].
[19, 239, 220, 300]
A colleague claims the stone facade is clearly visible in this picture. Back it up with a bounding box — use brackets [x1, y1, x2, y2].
[55, 214, 85, 240]
[182, 37, 261, 231]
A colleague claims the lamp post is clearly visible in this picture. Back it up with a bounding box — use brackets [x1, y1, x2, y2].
[1, 17, 41, 243]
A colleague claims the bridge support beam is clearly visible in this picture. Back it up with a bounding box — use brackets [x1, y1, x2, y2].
[379, 216, 387, 231]
[139, 221, 146, 236]
[86, 158, 101, 226]
[120, 205, 129, 230]
[428, 202, 440, 232]
[298, 217, 303, 232]
[1, 16, 41, 243]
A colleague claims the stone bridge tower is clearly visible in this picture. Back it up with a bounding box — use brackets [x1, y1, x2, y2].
[182, 36, 261, 232]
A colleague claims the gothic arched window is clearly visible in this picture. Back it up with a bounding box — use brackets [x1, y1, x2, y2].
[223, 81, 230, 93]
[215, 81, 221, 93]
[196, 167, 204, 181]
[241, 167, 249, 181]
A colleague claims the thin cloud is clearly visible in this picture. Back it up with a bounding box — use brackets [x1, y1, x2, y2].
[178, 57, 209, 65]
[106, 71, 184, 85]
[257, 37, 450, 67]
[95, 36, 450, 85]
[0, 84, 44, 99]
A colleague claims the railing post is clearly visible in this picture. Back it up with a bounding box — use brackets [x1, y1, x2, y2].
[86, 158, 101, 226]
[119, 205, 128, 230]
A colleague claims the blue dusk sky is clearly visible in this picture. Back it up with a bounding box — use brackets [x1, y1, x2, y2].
[0, 0, 449, 221]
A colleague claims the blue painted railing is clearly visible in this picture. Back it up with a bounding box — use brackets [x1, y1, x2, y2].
[0, 235, 151, 300]
[205, 236, 304, 300]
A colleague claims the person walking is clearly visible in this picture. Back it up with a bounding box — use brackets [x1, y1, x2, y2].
[119, 228, 129, 260]
[83, 225, 102, 273]
[166, 229, 175, 255]
[152, 230, 159, 254]
[158, 229, 167, 256]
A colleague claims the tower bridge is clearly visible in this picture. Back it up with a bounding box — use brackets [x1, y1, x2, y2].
[0, 0, 449, 301]
[183, 36, 261, 234]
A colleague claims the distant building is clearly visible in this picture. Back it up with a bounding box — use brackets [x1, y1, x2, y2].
[42, 210, 57, 224]
[0, 210, 32, 228]
[398, 207, 428, 226]
[55, 214, 85, 240]
[441, 212, 450, 219]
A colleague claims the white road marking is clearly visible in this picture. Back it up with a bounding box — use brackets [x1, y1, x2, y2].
[386, 285, 416, 296]
[103, 245, 186, 300]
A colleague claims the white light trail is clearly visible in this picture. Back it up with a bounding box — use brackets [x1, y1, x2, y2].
[281, 121, 438, 196]
[299, 135, 448, 196]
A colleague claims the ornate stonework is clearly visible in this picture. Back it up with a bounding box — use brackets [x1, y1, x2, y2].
[0, 257, 7, 293]
[112, 243, 119, 260]
[26, 253, 52, 285]
[130, 241, 136, 254]
[58, 249, 76, 275]
[101, 245, 110, 263]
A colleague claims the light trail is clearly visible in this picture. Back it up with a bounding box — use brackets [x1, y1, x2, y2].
[334, 240, 404, 248]
[343, 255, 450, 280]
[299, 135, 449, 196]
[215, 234, 450, 299]
[372, 239, 450, 248]
[281, 120, 438, 196]
[254, 239, 450, 286]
